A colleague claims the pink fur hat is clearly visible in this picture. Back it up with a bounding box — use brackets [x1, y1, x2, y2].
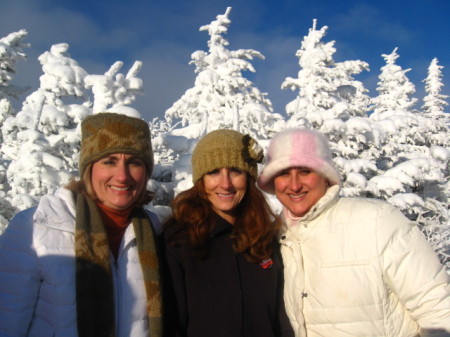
[257, 128, 340, 194]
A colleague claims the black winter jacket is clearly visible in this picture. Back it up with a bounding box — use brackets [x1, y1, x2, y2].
[163, 214, 294, 337]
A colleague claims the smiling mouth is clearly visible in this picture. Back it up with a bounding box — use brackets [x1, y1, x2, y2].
[217, 193, 235, 198]
[110, 186, 131, 191]
[288, 192, 306, 199]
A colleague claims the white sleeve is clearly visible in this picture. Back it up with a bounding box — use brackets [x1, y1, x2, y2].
[378, 203, 450, 333]
[0, 208, 41, 337]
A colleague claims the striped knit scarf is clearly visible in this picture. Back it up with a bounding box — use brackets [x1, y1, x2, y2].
[74, 192, 162, 337]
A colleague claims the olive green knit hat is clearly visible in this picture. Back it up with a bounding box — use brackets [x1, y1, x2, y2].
[191, 129, 264, 182]
[79, 112, 154, 177]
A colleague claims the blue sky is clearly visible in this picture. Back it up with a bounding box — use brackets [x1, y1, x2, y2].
[1, 0, 449, 122]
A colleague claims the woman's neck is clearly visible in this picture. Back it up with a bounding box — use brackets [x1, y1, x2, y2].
[96, 202, 134, 259]
[96, 202, 134, 224]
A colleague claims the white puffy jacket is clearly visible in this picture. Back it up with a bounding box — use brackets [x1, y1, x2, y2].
[0, 188, 161, 337]
[281, 185, 450, 337]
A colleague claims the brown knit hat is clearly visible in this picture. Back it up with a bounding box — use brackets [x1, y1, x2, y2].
[191, 129, 264, 182]
[79, 112, 154, 177]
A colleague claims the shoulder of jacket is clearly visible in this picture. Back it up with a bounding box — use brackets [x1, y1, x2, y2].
[338, 196, 386, 206]
[326, 197, 406, 233]
[336, 197, 395, 214]
[3, 206, 38, 236]
[336, 197, 414, 238]
[33, 187, 76, 232]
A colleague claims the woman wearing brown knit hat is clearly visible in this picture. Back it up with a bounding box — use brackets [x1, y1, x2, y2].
[163, 129, 294, 337]
[0, 112, 163, 337]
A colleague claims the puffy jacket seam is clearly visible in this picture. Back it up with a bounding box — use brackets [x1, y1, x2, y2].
[376, 204, 394, 337]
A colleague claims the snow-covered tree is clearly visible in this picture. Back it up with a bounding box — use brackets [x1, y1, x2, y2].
[165, 7, 284, 140]
[282, 19, 370, 131]
[0, 29, 30, 228]
[0, 29, 29, 104]
[0, 29, 30, 158]
[371, 48, 417, 119]
[3, 43, 90, 162]
[421, 58, 450, 146]
[423, 58, 449, 118]
[368, 49, 422, 167]
[84, 60, 144, 114]
[366, 50, 449, 267]
[1, 43, 90, 214]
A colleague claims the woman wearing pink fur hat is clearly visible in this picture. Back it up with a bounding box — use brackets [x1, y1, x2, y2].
[257, 128, 450, 337]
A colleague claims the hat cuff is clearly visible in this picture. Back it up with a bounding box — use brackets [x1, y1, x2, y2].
[257, 155, 340, 194]
[192, 150, 257, 182]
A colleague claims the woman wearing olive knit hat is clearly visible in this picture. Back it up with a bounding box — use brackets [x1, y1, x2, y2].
[257, 128, 450, 337]
[163, 129, 294, 337]
[0, 112, 164, 337]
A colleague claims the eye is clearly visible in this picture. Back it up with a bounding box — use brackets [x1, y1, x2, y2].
[128, 158, 145, 167]
[277, 169, 291, 177]
[298, 168, 311, 175]
[205, 168, 220, 175]
[229, 168, 245, 178]
[99, 157, 117, 165]
[229, 167, 243, 174]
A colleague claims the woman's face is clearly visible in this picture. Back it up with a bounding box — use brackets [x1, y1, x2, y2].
[203, 167, 247, 224]
[91, 153, 147, 210]
[274, 167, 329, 218]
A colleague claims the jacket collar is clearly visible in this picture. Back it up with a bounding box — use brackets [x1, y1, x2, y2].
[280, 185, 340, 238]
[210, 212, 233, 238]
[33, 188, 139, 252]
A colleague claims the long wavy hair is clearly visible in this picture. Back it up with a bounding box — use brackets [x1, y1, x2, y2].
[165, 174, 281, 262]
[65, 162, 155, 207]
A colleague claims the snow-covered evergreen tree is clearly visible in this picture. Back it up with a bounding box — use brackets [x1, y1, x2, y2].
[367, 48, 421, 172]
[0, 29, 30, 228]
[84, 60, 144, 115]
[421, 58, 450, 146]
[282, 19, 370, 130]
[370, 48, 418, 119]
[0, 29, 29, 108]
[165, 7, 283, 140]
[423, 58, 449, 118]
[367, 49, 449, 267]
[1, 43, 90, 214]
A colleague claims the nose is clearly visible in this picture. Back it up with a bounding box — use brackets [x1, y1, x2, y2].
[219, 169, 233, 189]
[288, 172, 302, 191]
[115, 162, 130, 182]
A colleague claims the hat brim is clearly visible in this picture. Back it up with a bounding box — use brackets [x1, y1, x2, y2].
[257, 155, 340, 194]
